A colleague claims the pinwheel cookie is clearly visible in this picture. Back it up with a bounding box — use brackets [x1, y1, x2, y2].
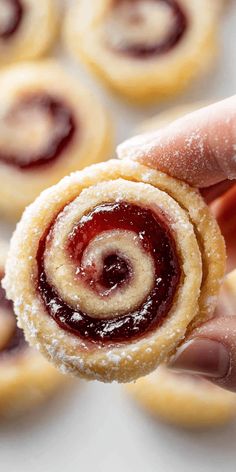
[0, 61, 112, 220]
[4, 160, 225, 383]
[64, 0, 219, 103]
[0, 240, 64, 418]
[0, 0, 58, 66]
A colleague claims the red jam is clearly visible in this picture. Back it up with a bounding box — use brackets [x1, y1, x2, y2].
[101, 254, 131, 289]
[0, 0, 24, 39]
[111, 0, 187, 58]
[0, 274, 26, 355]
[37, 202, 181, 344]
[0, 94, 76, 170]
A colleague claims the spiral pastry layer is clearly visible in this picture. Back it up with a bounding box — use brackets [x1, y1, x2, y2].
[0, 61, 112, 219]
[0, 240, 64, 418]
[126, 363, 236, 428]
[4, 160, 225, 383]
[63, 0, 219, 103]
[0, 0, 58, 66]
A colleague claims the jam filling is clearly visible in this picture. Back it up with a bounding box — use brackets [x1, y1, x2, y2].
[110, 0, 187, 58]
[0, 274, 26, 356]
[37, 202, 181, 344]
[101, 254, 131, 289]
[0, 0, 24, 40]
[0, 94, 76, 170]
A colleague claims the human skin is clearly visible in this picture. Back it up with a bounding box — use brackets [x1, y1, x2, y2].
[117, 96, 236, 392]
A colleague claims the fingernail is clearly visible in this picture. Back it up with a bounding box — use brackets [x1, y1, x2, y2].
[169, 338, 230, 379]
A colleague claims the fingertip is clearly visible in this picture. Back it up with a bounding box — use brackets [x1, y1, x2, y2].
[169, 316, 236, 393]
[117, 97, 236, 188]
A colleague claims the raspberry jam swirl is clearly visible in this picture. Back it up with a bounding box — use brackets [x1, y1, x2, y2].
[0, 273, 26, 357]
[0, 94, 76, 170]
[0, 0, 24, 40]
[37, 201, 181, 344]
[106, 0, 187, 58]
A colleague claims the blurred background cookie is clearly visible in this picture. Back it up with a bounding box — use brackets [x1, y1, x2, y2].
[136, 101, 211, 133]
[0, 240, 66, 418]
[0, 60, 113, 220]
[0, 0, 58, 66]
[63, 0, 219, 103]
[126, 366, 236, 428]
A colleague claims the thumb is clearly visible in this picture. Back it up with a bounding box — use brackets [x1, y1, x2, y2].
[117, 96, 236, 188]
[169, 315, 236, 393]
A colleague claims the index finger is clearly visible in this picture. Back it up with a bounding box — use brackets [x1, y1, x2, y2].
[117, 96, 236, 188]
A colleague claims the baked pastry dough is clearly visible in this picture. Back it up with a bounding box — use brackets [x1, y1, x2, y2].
[0, 0, 58, 66]
[3, 159, 225, 383]
[63, 0, 219, 103]
[126, 366, 236, 428]
[0, 240, 64, 418]
[0, 61, 112, 220]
